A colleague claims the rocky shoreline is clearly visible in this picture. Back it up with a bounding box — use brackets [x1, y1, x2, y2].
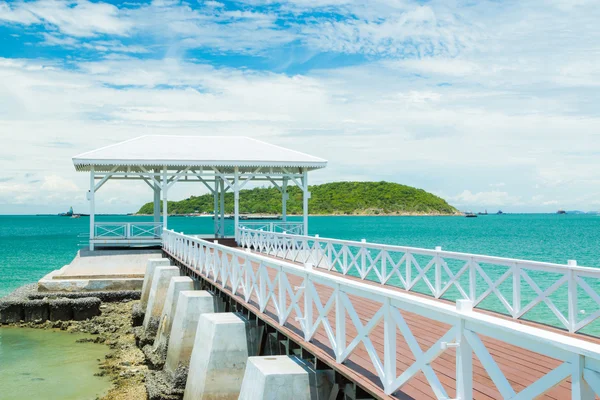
[0, 285, 147, 400]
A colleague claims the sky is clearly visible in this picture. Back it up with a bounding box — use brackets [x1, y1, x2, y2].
[0, 0, 599, 214]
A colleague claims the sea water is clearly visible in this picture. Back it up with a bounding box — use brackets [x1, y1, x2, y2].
[2, 213, 600, 327]
[0, 327, 111, 400]
[2, 214, 600, 298]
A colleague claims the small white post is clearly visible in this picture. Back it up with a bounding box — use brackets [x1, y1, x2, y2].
[162, 166, 168, 230]
[512, 262, 521, 319]
[455, 299, 473, 400]
[213, 179, 219, 237]
[234, 167, 240, 242]
[435, 246, 442, 298]
[282, 177, 288, 222]
[219, 178, 225, 238]
[302, 168, 309, 235]
[383, 297, 396, 394]
[335, 284, 345, 362]
[89, 167, 95, 251]
[568, 259, 578, 333]
[361, 239, 367, 278]
[153, 171, 161, 225]
[572, 354, 594, 400]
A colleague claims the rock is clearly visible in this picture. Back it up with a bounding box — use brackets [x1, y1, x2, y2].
[49, 298, 73, 321]
[22, 300, 49, 322]
[72, 297, 101, 321]
[131, 303, 145, 327]
[0, 301, 23, 323]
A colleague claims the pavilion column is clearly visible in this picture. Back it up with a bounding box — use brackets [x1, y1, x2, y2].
[89, 167, 95, 251]
[162, 166, 168, 230]
[234, 167, 240, 242]
[153, 183, 161, 224]
[302, 168, 310, 235]
[219, 178, 225, 238]
[213, 178, 219, 238]
[282, 177, 288, 222]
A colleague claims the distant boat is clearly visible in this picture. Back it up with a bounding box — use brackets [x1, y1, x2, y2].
[465, 212, 478, 218]
[478, 210, 488, 215]
[497, 210, 504, 215]
[557, 210, 567, 214]
[59, 206, 74, 217]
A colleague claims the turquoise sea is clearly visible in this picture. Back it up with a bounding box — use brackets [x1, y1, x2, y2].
[2, 213, 600, 332]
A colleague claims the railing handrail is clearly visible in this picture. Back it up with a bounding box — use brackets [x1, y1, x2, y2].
[93, 222, 163, 239]
[162, 229, 600, 398]
[94, 221, 163, 226]
[238, 227, 600, 276]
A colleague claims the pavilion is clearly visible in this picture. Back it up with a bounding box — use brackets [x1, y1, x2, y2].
[72, 136, 327, 250]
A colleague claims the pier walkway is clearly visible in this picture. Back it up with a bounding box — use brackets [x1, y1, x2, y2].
[163, 228, 600, 400]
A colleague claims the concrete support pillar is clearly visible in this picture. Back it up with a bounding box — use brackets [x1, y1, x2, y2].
[153, 276, 194, 350]
[183, 312, 261, 400]
[165, 291, 224, 378]
[143, 266, 180, 331]
[239, 356, 333, 400]
[140, 258, 171, 310]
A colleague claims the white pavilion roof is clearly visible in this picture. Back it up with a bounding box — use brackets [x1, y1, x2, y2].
[73, 135, 327, 172]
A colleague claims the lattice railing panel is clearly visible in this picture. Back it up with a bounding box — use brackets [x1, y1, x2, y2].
[165, 230, 600, 399]
[238, 228, 600, 335]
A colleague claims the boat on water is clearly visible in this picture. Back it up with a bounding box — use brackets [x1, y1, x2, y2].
[58, 206, 88, 217]
[557, 209, 567, 214]
[58, 206, 74, 217]
[497, 210, 504, 215]
[478, 210, 488, 215]
[465, 212, 478, 218]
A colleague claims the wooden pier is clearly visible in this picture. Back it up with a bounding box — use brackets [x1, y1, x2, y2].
[163, 230, 600, 400]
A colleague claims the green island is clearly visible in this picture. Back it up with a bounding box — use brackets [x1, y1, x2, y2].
[138, 181, 459, 216]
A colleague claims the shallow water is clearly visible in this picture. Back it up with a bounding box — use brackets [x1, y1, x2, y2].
[0, 327, 111, 400]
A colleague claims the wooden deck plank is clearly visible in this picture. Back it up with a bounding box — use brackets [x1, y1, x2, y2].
[165, 246, 598, 399]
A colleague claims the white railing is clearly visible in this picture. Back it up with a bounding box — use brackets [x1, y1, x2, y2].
[94, 222, 163, 239]
[239, 221, 304, 235]
[238, 228, 600, 335]
[163, 229, 600, 398]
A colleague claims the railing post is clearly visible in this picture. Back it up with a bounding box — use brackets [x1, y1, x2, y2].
[335, 283, 345, 363]
[572, 354, 594, 399]
[304, 263, 313, 341]
[512, 262, 521, 319]
[568, 260, 578, 333]
[435, 246, 442, 298]
[383, 297, 396, 394]
[455, 299, 473, 400]
[469, 257, 476, 302]
[361, 239, 367, 278]
[278, 266, 285, 324]
[406, 251, 412, 289]
[126, 223, 131, 238]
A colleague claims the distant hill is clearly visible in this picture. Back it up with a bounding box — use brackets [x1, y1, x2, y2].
[137, 181, 460, 216]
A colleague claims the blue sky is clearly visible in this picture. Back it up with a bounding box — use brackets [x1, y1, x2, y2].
[1, 0, 600, 214]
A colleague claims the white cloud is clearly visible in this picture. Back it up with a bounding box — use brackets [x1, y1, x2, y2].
[0, 0, 133, 37]
[2, 1, 600, 213]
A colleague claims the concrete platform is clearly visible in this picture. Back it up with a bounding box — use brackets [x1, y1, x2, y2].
[38, 248, 162, 292]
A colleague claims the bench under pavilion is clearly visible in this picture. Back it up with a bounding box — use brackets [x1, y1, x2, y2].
[72, 135, 327, 250]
